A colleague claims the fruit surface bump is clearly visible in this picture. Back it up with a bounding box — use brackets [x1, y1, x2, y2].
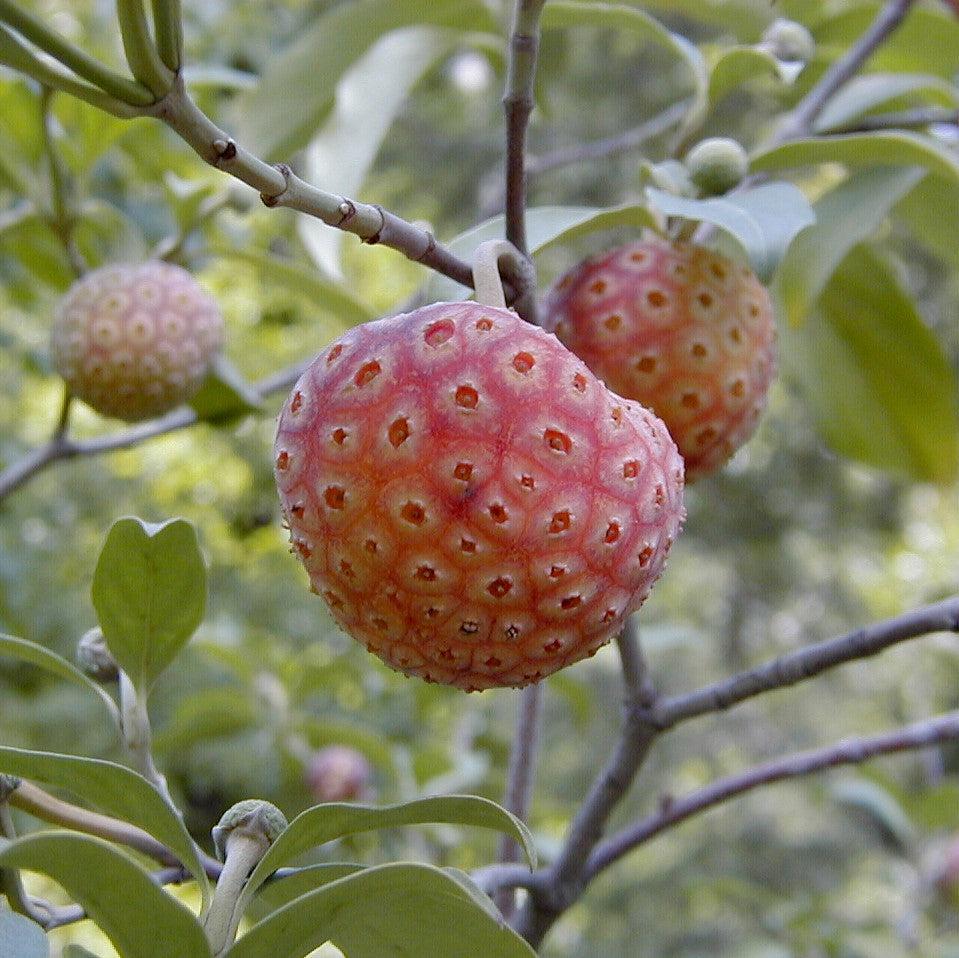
[544, 235, 776, 480]
[275, 301, 684, 691]
[51, 261, 224, 421]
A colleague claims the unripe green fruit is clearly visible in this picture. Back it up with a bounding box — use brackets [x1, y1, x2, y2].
[762, 18, 815, 63]
[51, 262, 224, 422]
[685, 138, 749, 196]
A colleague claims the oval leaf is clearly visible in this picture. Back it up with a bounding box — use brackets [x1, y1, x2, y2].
[0, 746, 210, 902]
[237, 795, 536, 916]
[0, 634, 119, 729]
[709, 46, 799, 104]
[91, 517, 206, 692]
[236, 0, 498, 159]
[0, 833, 210, 958]
[189, 354, 264, 425]
[227, 862, 535, 958]
[646, 182, 815, 281]
[784, 244, 959, 483]
[751, 131, 959, 183]
[0, 912, 48, 958]
[774, 166, 925, 327]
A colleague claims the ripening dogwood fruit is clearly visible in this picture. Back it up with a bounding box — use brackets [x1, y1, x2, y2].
[51, 261, 224, 421]
[543, 235, 776, 481]
[306, 746, 373, 802]
[275, 301, 684, 691]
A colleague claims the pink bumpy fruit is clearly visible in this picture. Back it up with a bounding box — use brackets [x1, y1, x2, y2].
[51, 261, 224, 422]
[544, 235, 776, 480]
[275, 301, 684, 691]
[306, 746, 373, 802]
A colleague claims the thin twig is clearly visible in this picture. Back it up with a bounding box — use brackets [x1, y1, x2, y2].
[770, 0, 919, 147]
[513, 617, 660, 947]
[648, 597, 959, 730]
[495, 682, 545, 917]
[0, 357, 310, 502]
[527, 100, 691, 177]
[586, 711, 959, 881]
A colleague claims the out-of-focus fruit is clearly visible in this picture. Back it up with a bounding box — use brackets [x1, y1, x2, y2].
[544, 235, 776, 480]
[306, 746, 373, 802]
[51, 261, 224, 421]
[684, 137, 749, 196]
[275, 301, 684, 691]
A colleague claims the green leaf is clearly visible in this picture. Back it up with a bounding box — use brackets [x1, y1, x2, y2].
[620, 0, 768, 36]
[237, 795, 536, 916]
[209, 245, 374, 327]
[426, 204, 660, 302]
[831, 778, 916, 855]
[813, 73, 959, 133]
[189, 355, 264, 425]
[91, 517, 206, 692]
[895, 172, 959, 268]
[0, 634, 120, 729]
[646, 182, 816, 281]
[0, 911, 47, 958]
[751, 131, 959, 183]
[0, 833, 210, 958]
[0, 746, 210, 902]
[236, 0, 498, 160]
[708, 46, 800, 104]
[775, 166, 925, 328]
[226, 862, 536, 958]
[299, 26, 463, 279]
[541, 2, 696, 71]
[784, 244, 959, 483]
[153, 687, 261, 752]
[254, 863, 366, 911]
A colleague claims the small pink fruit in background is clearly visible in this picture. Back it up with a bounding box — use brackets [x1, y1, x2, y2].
[543, 235, 777, 481]
[275, 300, 684, 691]
[306, 746, 373, 803]
[51, 261, 224, 422]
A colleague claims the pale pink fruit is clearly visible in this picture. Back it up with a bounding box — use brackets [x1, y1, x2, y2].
[51, 261, 224, 422]
[275, 301, 684, 691]
[306, 746, 373, 803]
[544, 236, 777, 480]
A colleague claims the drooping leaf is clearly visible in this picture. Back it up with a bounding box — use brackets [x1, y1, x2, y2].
[813, 73, 959, 133]
[0, 746, 210, 901]
[0, 634, 120, 729]
[298, 27, 464, 279]
[646, 182, 816, 281]
[237, 795, 536, 916]
[236, 0, 498, 159]
[708, 46, 801, 104]
[751, 131, 959, 183]
[226, 862, 536, 958]
[775, 166, 925, 328]
[0, 833, 210, 958]
[784, 244, 959, 483]
[831, 778, 916, 855]
[0, 911, 48, 958]
[91, 517, 206, 692]
[189, 354, 264, 425]
[895, 172, 959, 268]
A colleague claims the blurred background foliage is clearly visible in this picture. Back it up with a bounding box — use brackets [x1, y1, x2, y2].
[1, 0, 958, 955]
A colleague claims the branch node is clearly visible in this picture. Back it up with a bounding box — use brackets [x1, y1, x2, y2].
[336, 199, 357, 227]
[260, 163, 292, 208]
[212, 137, 237, 162]
[363, 204, 386, 246]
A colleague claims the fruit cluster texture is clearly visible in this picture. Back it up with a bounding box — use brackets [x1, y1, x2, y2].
[544, 235, 776, 480]
[51, 261, 224, 422]
[275, 301, 684, 691]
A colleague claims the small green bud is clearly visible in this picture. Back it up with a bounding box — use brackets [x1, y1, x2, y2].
[0, 774, 20, 802]
[762, 18, 815, 63]
[684, 138, 749, 196]
[212, 799, 288, 861]
[76, 627, 119, 682]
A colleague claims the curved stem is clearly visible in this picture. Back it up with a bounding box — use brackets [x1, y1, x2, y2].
[151, 0, 183, 73]
[116, 0, 174, 98]
[0, 24, 139, 117]
[0, 0, 153, 105]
